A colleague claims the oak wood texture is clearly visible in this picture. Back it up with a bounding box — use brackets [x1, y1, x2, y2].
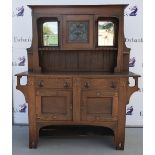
[39, 50, 117, 72]
[16, 5, 140, 150]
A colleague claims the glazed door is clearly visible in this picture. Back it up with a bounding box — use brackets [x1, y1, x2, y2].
[36, 89, 72, 121]
[81, 90, 118, 121]
[62, 15, 94, 49]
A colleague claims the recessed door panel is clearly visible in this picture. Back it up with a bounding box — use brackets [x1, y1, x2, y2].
[36, 89, 72, 121]
[41, 96, 67, 114]
[81, 90, 118, 121]
[86, 97, 112, 115]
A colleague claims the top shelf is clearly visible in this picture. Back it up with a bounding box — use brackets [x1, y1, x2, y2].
[28, 4, 129, 9]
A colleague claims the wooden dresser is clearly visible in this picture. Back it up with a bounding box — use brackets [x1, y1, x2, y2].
[16, 5, 140, 150]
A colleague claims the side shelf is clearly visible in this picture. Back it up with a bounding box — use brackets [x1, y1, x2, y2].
[127, 76, 140, 104]
[16, 75, 28, 103]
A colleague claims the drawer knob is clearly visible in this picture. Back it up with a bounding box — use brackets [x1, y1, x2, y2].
[95, 116, 100, 120]
[111, 81, 116, 89]
[52, 116, 57, 119]
[36, 114, 41, 119]
[96, 92, 101, 96]
[38, 80, 44, 87]
[64, 81, 69, 88]
[84, 81, 90, 88]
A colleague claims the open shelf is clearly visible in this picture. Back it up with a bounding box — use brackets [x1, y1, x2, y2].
[38, 47, 118, 51]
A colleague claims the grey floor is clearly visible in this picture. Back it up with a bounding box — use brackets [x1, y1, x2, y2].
[13, 126, 143, 155]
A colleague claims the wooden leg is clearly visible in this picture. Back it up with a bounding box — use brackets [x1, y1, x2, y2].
[29, 126, 38, 149]
[116, 142, 124, 150]
[114, 78, 128, 150]
[114, 129, 125, 150]
[29, 140, 37, 149]
[27, 79, 39, 149]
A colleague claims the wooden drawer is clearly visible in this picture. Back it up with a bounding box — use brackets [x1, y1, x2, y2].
[35, 78, 72, 89]
[81, 78, 119, 90]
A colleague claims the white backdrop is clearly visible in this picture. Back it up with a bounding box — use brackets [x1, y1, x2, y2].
[12, 0, 143, 126]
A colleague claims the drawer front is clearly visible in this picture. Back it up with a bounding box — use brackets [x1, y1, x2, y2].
[81, 78, 119, 90]
[35, 78, 72, 89]
[81, 90, 118, 121]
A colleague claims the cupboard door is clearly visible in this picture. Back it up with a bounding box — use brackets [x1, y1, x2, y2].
[62, 15, 94, 49]
[36, 89, 72, 121]
[81, 90, 118, 121]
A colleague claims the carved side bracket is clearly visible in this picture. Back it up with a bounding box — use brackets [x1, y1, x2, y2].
[127, 76, 140, 104]
[16, 76, 28, 103]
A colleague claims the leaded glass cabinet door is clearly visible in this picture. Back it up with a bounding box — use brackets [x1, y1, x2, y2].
[62, 15, 94, 49]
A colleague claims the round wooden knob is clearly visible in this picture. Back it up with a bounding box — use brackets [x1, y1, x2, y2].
[38, 80, 44, 87]
[52, 115, 57, 119]
[84, 81, 90, 88]
[95, 117, 100, 120]
[111, 81, 116, 89]
[64, 81, 69, 88]
[96, 92, 101, 96]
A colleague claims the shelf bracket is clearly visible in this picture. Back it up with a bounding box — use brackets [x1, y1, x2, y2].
[127, 76, 140, 104]
[16, 75, 28, 103]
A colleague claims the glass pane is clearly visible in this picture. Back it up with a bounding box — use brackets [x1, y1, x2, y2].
[98, 21, 114, 46]
[43, 22, 58, 46]
[68, 21, 89, 42]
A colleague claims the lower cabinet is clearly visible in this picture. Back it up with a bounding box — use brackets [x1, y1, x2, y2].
[33, 85, 120, 149]
[34, 78, 119, 123]
[35, 89, 73, 121]
[16, 74, 139, 149]
[81, 90, 118, 121]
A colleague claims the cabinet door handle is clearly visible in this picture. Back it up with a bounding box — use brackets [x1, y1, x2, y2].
[64, 81, 69, 88]
[38, 80, 44, 87]
[84, 81, 90, 88]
